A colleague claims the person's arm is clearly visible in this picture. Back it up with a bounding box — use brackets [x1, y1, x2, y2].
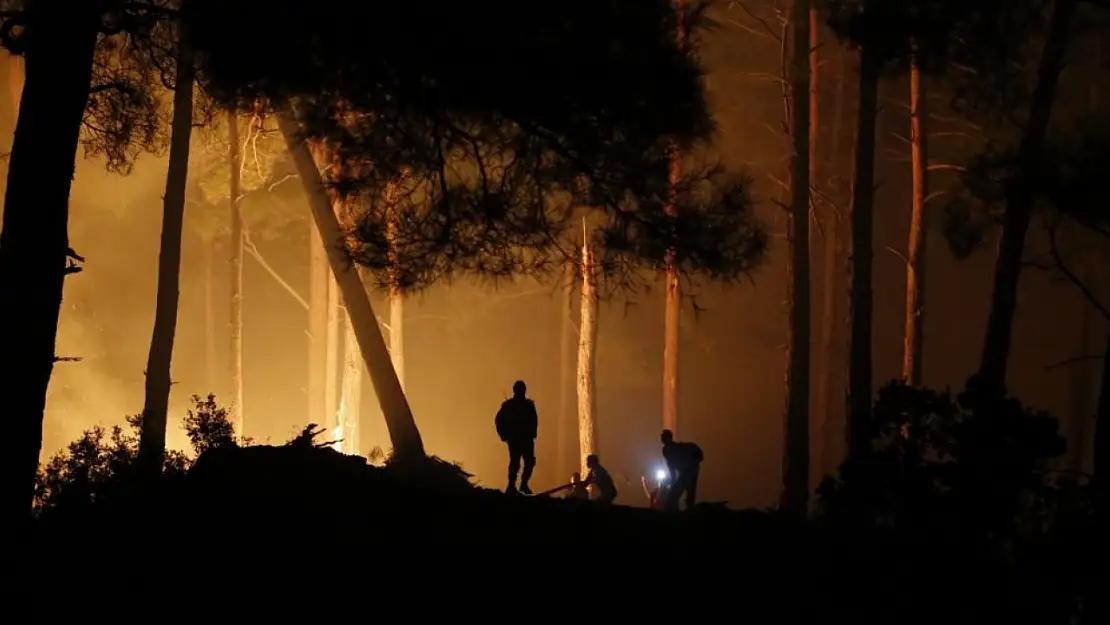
[642, 476, 652, 499]
[527, 401, 538, 439]
[494, 404, 506, 441]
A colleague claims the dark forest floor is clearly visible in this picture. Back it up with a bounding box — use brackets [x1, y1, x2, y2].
[22, 444, 1085, 623]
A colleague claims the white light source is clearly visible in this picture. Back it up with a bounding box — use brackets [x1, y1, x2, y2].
[655, 468, 667, 482]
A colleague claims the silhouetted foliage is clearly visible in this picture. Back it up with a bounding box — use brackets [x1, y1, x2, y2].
[942, 117, 1110, 257]
[182, 0, 767, 294]
[33, 394, 238, 514]
[817, 379, 1080, 542]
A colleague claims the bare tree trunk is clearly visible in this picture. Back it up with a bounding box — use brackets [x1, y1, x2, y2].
[0, 10, 99, 525]
[203, 242, 217, 392]
[845, 48, 880, 461]
[228, 111, 245, 436]
[577, 233, 599, 476]
[816, 48, 850, 477]
[307, 219, 329, 428]
[781, 0, 812, 519]
[324, 261, 340, 429]
[978, 0, 1076, 392]
[136, 42, 196, 476]
[277, 107, 425, 459]
[662, 0, 685, 437]
[339, 314, 361, 454]
[337, 192, 362, 455]
[386, 197, 405, 389]
[557, 258, 576, 481]
[902, 51, 928, 386]
[807, 4, 824, 492]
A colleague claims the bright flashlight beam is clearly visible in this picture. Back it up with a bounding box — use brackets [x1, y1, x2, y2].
[655, 468, 667, 482]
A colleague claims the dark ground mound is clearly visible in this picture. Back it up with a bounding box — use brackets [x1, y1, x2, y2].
[24, 445, 1075, 623]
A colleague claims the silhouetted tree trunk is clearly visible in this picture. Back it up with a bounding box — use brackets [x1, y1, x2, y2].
[977, 0, 1076, 392]
[228, 110, 245, 434]
[902, 49, 928, 386]
[662, 0, 685, 437]
[557, 258, 576, 481]
[307, 218, 329, 427]
[202, 242, 217, 392]
[278, 106, 425, 459]
[845, 46, 880, 461]
[781, 0, 812, 519]
[0, 10, 100, 523]
[136, 40, 196, 477]
[577, 232, 599, 476]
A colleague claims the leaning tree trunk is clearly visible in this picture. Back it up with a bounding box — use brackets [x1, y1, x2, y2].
[781, 0, 812, 519]
[977, 0, 1076, 393]
[577, 232, 600, 477]
[556, 257, 576, 480]
[136, 42, 196, 477]
[324, 243, 340, 429]
[845, 47, 881, 461]
[228, 111, 245, 435]
[902, 49, 929, 387]
[277, 107, 425, 459]
[0, 11, 100, 524]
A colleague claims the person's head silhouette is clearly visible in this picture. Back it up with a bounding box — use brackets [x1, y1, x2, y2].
[586, 453, 599, 468]
[661, 429, 674, 445]
[512, 380, 527, 398]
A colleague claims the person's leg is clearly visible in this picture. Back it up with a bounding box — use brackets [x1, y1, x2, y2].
[520, 439, 536, 494]
[507, 442, 521, 492]
[663, 478, 683, 511]
[685, 465, 700, 509]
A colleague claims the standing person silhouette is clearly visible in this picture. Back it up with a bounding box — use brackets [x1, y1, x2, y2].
[661, 429, 703, 511]
[495, 380, 538, 494]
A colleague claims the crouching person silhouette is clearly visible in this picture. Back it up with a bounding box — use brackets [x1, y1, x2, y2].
[661, 429, 703, 511]
[495, 380, 538, 494]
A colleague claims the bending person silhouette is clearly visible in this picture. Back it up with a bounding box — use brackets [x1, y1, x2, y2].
[583, 454, 618, 504]
[661, 429, 703, 511]
[495, 380, 538, 494]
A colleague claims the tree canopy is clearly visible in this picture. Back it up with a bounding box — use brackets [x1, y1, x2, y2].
[183, 0, 767, 293]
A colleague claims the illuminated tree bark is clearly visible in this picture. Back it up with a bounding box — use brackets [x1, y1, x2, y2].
[557, 258, 576, 480]
[337, 190, 361, 455]
[781, 0, 811, 519]
[136, 41, 196, 476]
[386, 192, 405, 389]
[902, 51, 928, 387]
[278, 106, 425, 459]
[324, 260, 340, 429]
[662, 0, 685, 436]
[307, 218, 329, 428]
[228, 110, 245, 435]
[577, 232, 599, 476]
[202, 243, 217, 392]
